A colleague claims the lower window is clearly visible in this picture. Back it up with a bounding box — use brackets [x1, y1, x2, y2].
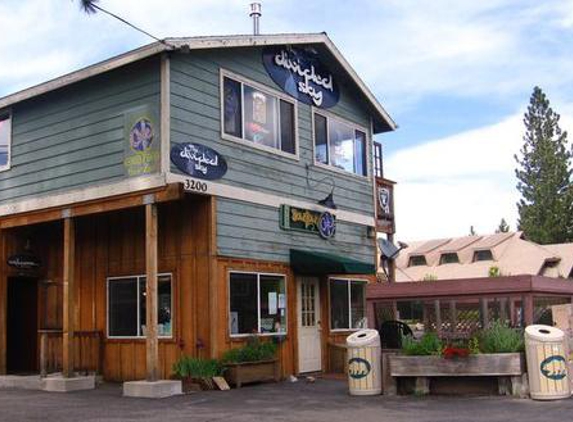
[330, 278, 366, 330]
[229, 272, 287, 335]
[107, 274, 172, 338]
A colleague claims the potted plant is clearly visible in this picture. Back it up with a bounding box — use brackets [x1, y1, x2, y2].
[222, 336, 279, 388]
[172, 356, 224, 392]
[385, 322, 526, 396]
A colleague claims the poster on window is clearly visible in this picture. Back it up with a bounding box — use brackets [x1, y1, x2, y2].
[123, 105, 160, 177]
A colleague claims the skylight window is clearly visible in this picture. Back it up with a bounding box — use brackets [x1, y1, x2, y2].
[439, 253, 459, 265]
[473, 249, 493, 262]
[408, 255, 427, 267]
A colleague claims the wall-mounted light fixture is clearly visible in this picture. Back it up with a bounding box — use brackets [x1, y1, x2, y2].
[318, 189, 337, 209]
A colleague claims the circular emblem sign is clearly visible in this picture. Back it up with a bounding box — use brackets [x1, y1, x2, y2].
[348, 357, 371, 379]
[262, 46, 340, 109]
[129, 118, 154, 152]
[318, 212, 336, 239]
[540, 355, 567, 380]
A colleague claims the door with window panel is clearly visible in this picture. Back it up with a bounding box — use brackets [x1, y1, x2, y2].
[297, 277, 322, 373]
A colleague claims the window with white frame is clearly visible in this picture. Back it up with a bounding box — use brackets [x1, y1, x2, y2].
[0, 114, 11, 170]
[314, 112, 367, 176]
[229, 272, 287, 336]
[222, 73, 296, 155]
[107, 274, 172, 338]
[329, 278, 366, 330]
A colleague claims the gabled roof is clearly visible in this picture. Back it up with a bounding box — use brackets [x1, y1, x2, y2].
[393, 232, 573, 281]
[0, 33, 396, 133]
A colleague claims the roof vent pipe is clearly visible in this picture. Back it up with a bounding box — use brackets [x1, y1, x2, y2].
[250, 3, 262, 35]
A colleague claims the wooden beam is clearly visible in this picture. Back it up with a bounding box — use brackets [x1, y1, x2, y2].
[0, 230, 6, 375]
[62, 218, 75, 378]
[523, 294, 534, 326]
[145, 203, 159, 382]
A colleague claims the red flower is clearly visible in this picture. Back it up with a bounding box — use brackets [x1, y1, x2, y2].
[442, 346, 470, 359]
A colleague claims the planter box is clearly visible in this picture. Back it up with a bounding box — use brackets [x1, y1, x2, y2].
[224, 359, 279, 388]
[384, 353, 526, 396]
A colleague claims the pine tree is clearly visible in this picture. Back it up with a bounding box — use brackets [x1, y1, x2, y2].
[515, 87, 573, 244]
[495, 218, 510, 233]
[469, 226, 477, 236]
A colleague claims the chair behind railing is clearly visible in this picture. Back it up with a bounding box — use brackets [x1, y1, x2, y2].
[39, 330, 103, 377]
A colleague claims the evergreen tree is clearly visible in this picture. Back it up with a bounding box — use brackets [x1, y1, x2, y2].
[515, 87, 573, 244]
[469, 225, 477, 236]
[495, 218, 510, 233]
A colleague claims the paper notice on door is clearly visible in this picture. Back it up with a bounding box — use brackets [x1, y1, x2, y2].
[268, 292, 277, 315]
[278, 293, 286, 309]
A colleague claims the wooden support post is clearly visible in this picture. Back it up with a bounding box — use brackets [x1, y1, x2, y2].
[480, 298, 489, 329]
[0, 230, 6, 375]
[523, 295, 534, 326]
[145, 203, 159, 382]
[367, 301, 376, 329]
[40, 332, 48, 378]
[63, 218, 76, 378]
[434, 300, 442, 333]
[509, 297, 516, 327]
[450, 300, 457, 334]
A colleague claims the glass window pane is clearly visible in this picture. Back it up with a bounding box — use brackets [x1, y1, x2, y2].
[0, 116, 10, 167]
[244, 85, 278, 149]
[330, 279, 349, 329]
[108, 278, 138, 336]
[328, 119, 355, 173]
[350, 282, 366, 328]
[139, 276, 173, 337]
[314, 114, 328, 164]
[355, 131, 367, 176]
[280, 100, 295, 154]
[223, 77, 242, 138]
[260, 275, 287, 333]
[229, 273, 258, 335]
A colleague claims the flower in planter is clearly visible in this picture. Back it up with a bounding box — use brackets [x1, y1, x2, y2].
[442, 345, 470, 359]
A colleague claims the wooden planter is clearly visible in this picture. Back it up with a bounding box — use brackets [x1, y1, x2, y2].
[224, 359, 279, 388]
[385, 353, 526, 396]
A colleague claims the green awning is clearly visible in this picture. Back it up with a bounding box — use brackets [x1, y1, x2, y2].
[290, 249, 376, 275]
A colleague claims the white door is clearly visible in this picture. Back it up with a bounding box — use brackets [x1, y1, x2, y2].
[297, 277, 322, 373]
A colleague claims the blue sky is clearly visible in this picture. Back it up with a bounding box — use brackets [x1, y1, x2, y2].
[2, 0, 573, 240]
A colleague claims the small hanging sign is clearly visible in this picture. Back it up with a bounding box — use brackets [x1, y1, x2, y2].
[7, 253, 41, 270]
[263, 46, 340, 108]
[279, 205, 336, 239]
[170, 142, 228, 180]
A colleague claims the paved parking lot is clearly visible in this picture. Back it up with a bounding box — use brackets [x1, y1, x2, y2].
[0, 379, 572, 422]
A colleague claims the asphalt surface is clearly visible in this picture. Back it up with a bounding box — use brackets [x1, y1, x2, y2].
[0, 379, 572, 422]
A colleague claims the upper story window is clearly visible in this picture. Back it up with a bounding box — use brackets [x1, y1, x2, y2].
[373, 141, 383, 178]
[222, 71, 296, 157]
[408, 255, 427, 267]
[473, 249, 493, 262]
[439, 253, 459, 265]
[314, 112, 367, 177]
[0, 114, 11, 171]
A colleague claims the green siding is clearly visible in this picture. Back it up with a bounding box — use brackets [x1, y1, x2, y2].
[170, 46, 378, 264]
[0, 57, 161, 202]
[217, 198, 375, 265]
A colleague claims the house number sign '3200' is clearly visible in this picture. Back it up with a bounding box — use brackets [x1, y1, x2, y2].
[183, 178, 209, 193]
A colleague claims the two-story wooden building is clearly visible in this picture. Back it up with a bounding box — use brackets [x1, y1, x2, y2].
[0, 33, 396, 388]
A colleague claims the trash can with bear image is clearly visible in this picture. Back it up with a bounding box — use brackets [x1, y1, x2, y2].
[525, 324, 571, 400]
[347, 329, 381, 395]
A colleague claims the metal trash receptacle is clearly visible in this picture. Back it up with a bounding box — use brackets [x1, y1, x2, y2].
[347, 329, 381, 395]
[525, 324, 571, 400]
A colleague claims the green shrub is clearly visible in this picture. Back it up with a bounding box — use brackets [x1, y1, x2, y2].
[222, 336, 277, 363]
[172, 356, 224, 379]
[401, 332, 443, 356]
[479, 321, 524, 353]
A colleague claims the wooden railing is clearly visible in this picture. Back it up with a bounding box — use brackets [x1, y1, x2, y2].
[39, 330, 103, 377]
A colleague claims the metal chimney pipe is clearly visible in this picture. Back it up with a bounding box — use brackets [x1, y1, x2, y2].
[249, 2, 262, 35]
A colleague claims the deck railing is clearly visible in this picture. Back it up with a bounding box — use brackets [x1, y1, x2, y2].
[39, 330, 103, 377]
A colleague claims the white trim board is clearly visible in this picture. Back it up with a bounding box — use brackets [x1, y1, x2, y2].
[166, 173, 375, 227]
[0, 33, 396, 133]
[0, 174, 166, 217]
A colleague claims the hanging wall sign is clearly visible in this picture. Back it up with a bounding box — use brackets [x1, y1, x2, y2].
[279, 205, 336, 239]
[375, 178, 395, 234]
[170, 142, 227, 180]
[7, 253, 41, 270]
[263, 46, 340, 108]
[123, 105, 161, 177]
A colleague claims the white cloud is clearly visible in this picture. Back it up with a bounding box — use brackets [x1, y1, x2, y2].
[387, 106, 573, 241]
